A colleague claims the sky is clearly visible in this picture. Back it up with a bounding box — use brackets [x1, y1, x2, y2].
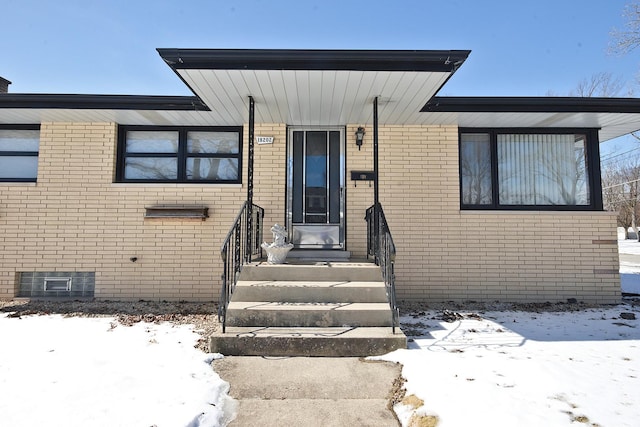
[1, 0, 639, 153]
[2, 0, 637, 96]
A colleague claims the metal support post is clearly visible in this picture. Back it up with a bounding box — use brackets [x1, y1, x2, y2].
[247, 96, 255, 262]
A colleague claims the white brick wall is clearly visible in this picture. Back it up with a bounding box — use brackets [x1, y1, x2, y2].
[0, 122, 620, 303]
[373, 125, 620, 304]
[0, 123, 282, 300]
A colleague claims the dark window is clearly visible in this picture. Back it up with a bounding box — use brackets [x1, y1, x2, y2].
[459, 129, 602, 210]
[460, 133, 492, 205]
[117, 126, 242, 183]
[0, 126, 40, 182]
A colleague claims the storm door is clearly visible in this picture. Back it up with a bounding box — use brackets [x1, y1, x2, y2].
[287, 128, 345, 249]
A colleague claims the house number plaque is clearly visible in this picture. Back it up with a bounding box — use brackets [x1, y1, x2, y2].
[256, 136, 274, 144]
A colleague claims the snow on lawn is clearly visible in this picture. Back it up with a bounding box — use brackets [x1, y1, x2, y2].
[0, 314, 236, 427]
[375, 305, 640, 427]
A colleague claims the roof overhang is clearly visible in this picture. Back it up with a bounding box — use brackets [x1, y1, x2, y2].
[3, 49, 640, 143]
[422, 96, 640, 142]
[0, 94, 209, 111]
[0, 94, 218, 126]
[156, 48, 471, 126]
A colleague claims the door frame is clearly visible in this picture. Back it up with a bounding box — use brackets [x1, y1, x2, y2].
[286, 126, 346, 249]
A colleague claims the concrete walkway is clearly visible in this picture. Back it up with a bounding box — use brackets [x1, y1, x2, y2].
[213, 356, 402, 426]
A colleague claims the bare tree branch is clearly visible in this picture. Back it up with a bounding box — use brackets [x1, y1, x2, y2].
[569, 72, 625, 97]
[610, 3, 640, 54]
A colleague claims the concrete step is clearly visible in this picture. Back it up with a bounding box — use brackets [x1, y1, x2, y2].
[231, 280, 388, 303]
[240, 262, 382, 282]
[210, 326, 406, 357]
[226, 301, 393, 327]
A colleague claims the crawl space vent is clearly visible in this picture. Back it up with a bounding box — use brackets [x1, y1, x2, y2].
[44, 277, 72, 292]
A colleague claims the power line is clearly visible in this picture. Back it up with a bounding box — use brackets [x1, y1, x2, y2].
[602, 178, 640, 190]
[601, 146, 640, 163]
[605, 197, 640, 206]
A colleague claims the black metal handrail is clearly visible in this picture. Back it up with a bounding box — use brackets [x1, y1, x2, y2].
[218, 201, 264, 332]
[366, 203, 399, 333]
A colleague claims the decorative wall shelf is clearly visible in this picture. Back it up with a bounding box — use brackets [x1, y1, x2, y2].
[144, 205, 209, 220]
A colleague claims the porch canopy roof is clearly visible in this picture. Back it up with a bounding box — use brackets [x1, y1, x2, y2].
[156, 48, 470, 127]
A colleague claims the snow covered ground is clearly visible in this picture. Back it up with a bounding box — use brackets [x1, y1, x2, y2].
[0, 231, 639, 427]
[0, 315, 236, 427]
[376, 305, 640, 427]
[2, 307, 637, 427]
[374, 230, 640, 427]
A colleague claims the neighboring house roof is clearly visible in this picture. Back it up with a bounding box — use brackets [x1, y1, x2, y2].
[0, 77, 11, 92]
[1, 48, 640, 141]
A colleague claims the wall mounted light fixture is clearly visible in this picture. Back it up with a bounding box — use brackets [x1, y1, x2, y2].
[355, 127, 365, 151]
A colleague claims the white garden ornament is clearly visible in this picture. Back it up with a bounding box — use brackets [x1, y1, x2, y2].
[261, 224, 293, 264]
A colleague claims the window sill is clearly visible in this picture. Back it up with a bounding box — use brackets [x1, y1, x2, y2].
[111, 183, 242, 188]
[0, 182, 37, 186]
[460, 210, 611, 215]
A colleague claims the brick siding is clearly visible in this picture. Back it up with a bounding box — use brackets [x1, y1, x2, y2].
[0, 122, 620, 303]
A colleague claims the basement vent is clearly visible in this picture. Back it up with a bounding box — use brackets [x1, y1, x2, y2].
[44, 277, 72, 292]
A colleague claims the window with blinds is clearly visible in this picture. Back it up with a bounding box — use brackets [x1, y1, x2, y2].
[459, 129, 601, 210]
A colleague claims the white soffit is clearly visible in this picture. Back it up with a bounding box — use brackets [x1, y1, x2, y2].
[2, 107, 639, 142]
[0, 109, 223, 126]
[177, 69, 451, 126]
[421, 112, 640, 142]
